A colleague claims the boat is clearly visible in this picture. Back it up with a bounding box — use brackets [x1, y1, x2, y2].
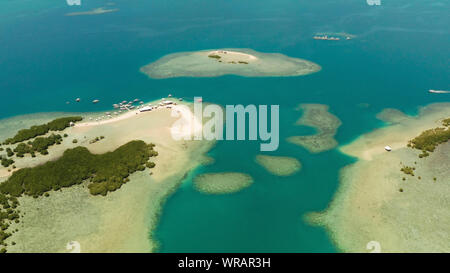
[384, 146, 392, 152]
[92, 99, 100, 104]
[429, 89, 450, 94]
[76, 98, 81, 102]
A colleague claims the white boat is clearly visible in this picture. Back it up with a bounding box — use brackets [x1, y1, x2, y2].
[140, 106, 153, 112]
[384, 146, 392, 152]
[429, 89, 450, 94]
[92, 99, 100, 104]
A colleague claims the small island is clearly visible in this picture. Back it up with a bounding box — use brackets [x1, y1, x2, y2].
[193, 172, 253, 194]
[255, 155, 302, 176]
[140, 49, 321, 79]
[288, 104, 342, 153]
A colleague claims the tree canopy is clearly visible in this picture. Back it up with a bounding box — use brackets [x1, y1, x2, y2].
[3, 117, 82, 145]
[408, 119, 450, 157]
[0, 140, 157, 197]
[0, 140, 157, 251]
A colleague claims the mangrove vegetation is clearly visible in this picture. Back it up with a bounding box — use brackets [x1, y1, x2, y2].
[407, 118, 450, 158]
[13, 134, 63, 157]
[0, 140, 157, 198]
[2, 116, 82, 145]
[0, 140, 157, 252]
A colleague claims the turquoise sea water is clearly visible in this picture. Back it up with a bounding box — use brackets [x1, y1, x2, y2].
[0, 0, 448, 252]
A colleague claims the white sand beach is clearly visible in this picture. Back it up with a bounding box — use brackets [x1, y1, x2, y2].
[202, 50, 259, 62]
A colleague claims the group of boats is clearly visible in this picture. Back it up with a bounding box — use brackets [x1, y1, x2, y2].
[140, 99, 177, 112]
[313, 35, 351, 41]
[113, 98, 144, 111]
[86, 94, 181, 122]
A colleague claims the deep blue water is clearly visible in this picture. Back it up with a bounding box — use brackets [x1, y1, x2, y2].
[0, 0, 448, 252]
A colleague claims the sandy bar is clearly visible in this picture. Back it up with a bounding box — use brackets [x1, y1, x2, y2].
[307, 103, 450, 253]
[255, 155, 302, 176]
[194, 172, 254, 194]
[1, 101, 214, 252]
[140, 48, 321, 79]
